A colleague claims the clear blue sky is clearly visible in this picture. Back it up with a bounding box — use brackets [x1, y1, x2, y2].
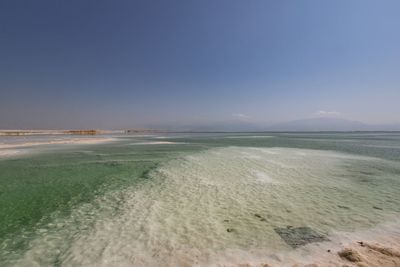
[1, 0, 399, 129]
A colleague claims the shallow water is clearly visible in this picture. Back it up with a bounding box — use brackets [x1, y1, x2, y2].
[1, 133, 400, 266]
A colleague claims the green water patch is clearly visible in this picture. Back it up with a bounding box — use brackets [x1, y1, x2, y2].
[0, 140, 203, 256]
[0, 159, 153, 251]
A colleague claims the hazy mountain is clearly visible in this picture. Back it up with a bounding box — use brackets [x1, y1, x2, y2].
[266, 118, 368, 131]
[268, 118, 400, 131]
[167, 117, 400, 132]
[147, 120, 263, 132]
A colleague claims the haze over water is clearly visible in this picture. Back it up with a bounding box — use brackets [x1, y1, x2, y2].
[1, 132, 400, 266]
[1, 1, 400, 129]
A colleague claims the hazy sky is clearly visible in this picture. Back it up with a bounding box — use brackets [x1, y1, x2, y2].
[1, 0, 399, 129]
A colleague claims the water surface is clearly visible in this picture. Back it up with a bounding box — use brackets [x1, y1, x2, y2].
[1, 133, 400, 266]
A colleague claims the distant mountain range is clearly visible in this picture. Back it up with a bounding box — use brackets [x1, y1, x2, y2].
[169, 118, 400, 132]
[2, 118, 400, 133]
[266, 117, 400, 131]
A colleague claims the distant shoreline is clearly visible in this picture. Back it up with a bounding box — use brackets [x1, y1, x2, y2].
[1, 129, 400, 136]
[0, 130, 123, 136]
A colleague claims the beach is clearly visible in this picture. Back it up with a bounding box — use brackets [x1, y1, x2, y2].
[236, 218, 400, 266]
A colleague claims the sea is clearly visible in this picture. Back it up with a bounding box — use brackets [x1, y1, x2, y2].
[1, 132, 400, 266]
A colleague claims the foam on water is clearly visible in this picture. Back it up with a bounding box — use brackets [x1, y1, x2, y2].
[225, 136, 275, 139]
[129, 141, 181, 145]
[10, 147, 400, 266]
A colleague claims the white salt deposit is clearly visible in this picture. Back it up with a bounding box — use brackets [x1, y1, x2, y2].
[14, 147, 400, 266]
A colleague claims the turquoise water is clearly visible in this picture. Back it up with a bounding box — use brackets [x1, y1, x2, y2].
[1, 133, 400, 266]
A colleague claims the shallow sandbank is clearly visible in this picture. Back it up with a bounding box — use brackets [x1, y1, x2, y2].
[0, 137, 115, 157]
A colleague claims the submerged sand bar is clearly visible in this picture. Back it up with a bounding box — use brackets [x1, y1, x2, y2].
[0, 129, 120, 136]
[0, 137, 116, 157]
[0, 137, 115, 149]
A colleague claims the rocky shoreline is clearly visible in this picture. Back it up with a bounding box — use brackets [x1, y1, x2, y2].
[233, 224, 400, 267]
[242, 241, 400, 267]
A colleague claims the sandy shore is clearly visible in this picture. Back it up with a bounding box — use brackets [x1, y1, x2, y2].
[238, 241, 400, 267]
[231, 218, 400, 267]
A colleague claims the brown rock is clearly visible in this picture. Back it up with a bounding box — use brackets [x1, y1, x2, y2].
[364, 243, 400, 257]
[338, 248, 362, 262]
